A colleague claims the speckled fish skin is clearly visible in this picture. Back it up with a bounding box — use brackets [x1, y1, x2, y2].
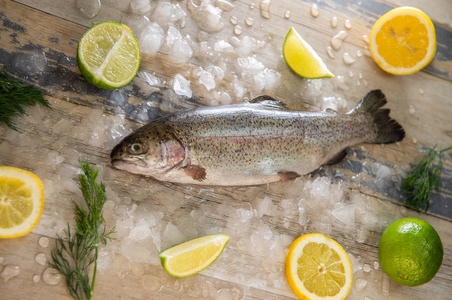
[111, 90, 404, 186]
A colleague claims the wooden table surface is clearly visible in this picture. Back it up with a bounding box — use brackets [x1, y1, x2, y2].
[1, 0, 452, 299]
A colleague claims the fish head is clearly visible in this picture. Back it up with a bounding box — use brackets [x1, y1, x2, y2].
[110, 125, 186, 177]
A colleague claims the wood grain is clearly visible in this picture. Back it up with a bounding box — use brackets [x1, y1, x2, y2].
[1, 0, 452, 299]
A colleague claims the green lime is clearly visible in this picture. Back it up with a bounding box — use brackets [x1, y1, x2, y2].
[77, 21, 140, 89]
[159, 233, 229, 277]
[282, 27, 334, 79]
[378, 218, 443, 286]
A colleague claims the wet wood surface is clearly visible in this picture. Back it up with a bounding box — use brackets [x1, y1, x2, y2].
[1, 0, 452, 299]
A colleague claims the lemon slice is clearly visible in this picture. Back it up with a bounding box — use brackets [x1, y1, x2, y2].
[283, 27, 334, 79]
[0, 166, 45, 238]
[369, 7, 436, 75]
[159, 233, 230, 277]
[285, 233, 353, 300]
[77, 21, 141, 89]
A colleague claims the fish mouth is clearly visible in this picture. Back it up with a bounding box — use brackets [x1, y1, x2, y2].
[111, 157, 150, 171]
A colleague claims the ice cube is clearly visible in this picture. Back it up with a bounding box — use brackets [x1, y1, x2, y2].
[138, 71, 161, 86]
[237, 36, 257, 57]
[129, 0, 151, 15]
[197, 69, 216, 91]
[163, 222, 186, 245]
[233, 76, 247, 99]
[332, 204, 356, 226]
[172, 74, 192, 97]
[129, 219, 152, 241]
[139, 23, 165, 55]
[186, 0, 224, 32]
[168, 38, 193, 64]
[214, 40, 234, 53]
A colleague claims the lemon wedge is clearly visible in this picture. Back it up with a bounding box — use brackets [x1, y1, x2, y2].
[159, 233, 229, 277]
[0, 166, 45, 238]
[285, 233, 353, 300]
[283, 27, 334, 79]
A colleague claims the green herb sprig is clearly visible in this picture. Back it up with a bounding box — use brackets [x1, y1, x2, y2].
[403, 145, 452, 212]
[49, 160, 115, 300]
[0, 69, 50, 131]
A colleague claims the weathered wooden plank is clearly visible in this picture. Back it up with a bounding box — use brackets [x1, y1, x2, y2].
[1, 1, 452, 299]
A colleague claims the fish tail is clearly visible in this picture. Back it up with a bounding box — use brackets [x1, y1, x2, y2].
[354, 90, 405, 144]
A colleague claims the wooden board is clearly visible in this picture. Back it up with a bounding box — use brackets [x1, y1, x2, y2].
[1, 0, 452, 299]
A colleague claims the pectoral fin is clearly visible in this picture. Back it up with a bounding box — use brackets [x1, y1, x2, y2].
[278, 171, 300, 181]
[183, 164, 207, 182]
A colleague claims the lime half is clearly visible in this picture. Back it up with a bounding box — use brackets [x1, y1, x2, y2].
[159, 233, 229, 277]
[77, 21, 140, 89]
[283, 27, 333, 79]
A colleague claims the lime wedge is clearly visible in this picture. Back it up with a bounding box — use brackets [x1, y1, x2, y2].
[159, 233, 230, 277]
[283, 27, 333, 79]
[77, 21, 140, 89]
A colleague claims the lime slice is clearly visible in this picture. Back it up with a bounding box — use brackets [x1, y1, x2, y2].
[77, 21, 141, 89]
[159, 233, 230, 277]
[283, 27, 333, 79]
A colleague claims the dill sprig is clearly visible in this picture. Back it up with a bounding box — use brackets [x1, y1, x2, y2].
[403, 145, 452, 212]
[0, 69, 51, 131]
[49, 160, 115, 300]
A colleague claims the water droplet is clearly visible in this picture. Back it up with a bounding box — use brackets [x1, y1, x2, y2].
[331, 30, 348, 50]
[310, 4, 320, 17]
[373, 261, 380, 270]
[38, 236, 50, 248]
[412, 137, 418, 144]
[230, 16, 238, 25]
[419, 88, 424, 95]
[326, 46, 335, 59]
[408, 105, 416, 114]
[355, 278, 368, 291]
[399, 205, 408, 216]
[234, 25, 243, 35]
[362, 34, 370, 44]
[1, 265, 20, 282]
[349, 71, 354, 78]
[35, 253, 47, 266]
[42, 267, 62, 285]
[344, 19, 352, 29]
[331, 16, 338, 28]
[33, 274, 41, 283]
[343, 52, 356, 65]
[260, 0, 271, 19]
[76, 0, 101, 19]
[356, 49, 363, 57]
[245, 17, 254, 26]
[358, 72, 363, 79]
[249, 2, 255, 9]
[284, 10, 291, 19]
[363, 263, 371, 272]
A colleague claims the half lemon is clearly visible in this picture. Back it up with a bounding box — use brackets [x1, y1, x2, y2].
[0, 166, 45, 238]
[285, 233, 353, 300]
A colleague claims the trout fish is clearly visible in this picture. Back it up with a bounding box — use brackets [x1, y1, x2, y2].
[111, 90, 404, 186]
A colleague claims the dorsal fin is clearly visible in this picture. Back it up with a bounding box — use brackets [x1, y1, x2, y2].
[249, 95, 288, 110]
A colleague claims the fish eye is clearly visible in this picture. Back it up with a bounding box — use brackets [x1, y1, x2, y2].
[128, 142, 145, 154]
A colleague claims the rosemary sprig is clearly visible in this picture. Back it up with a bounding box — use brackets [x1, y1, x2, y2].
[0, 69, 51, 131]
[402, 145, 452, 212]
[49, 160, 115, 300]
